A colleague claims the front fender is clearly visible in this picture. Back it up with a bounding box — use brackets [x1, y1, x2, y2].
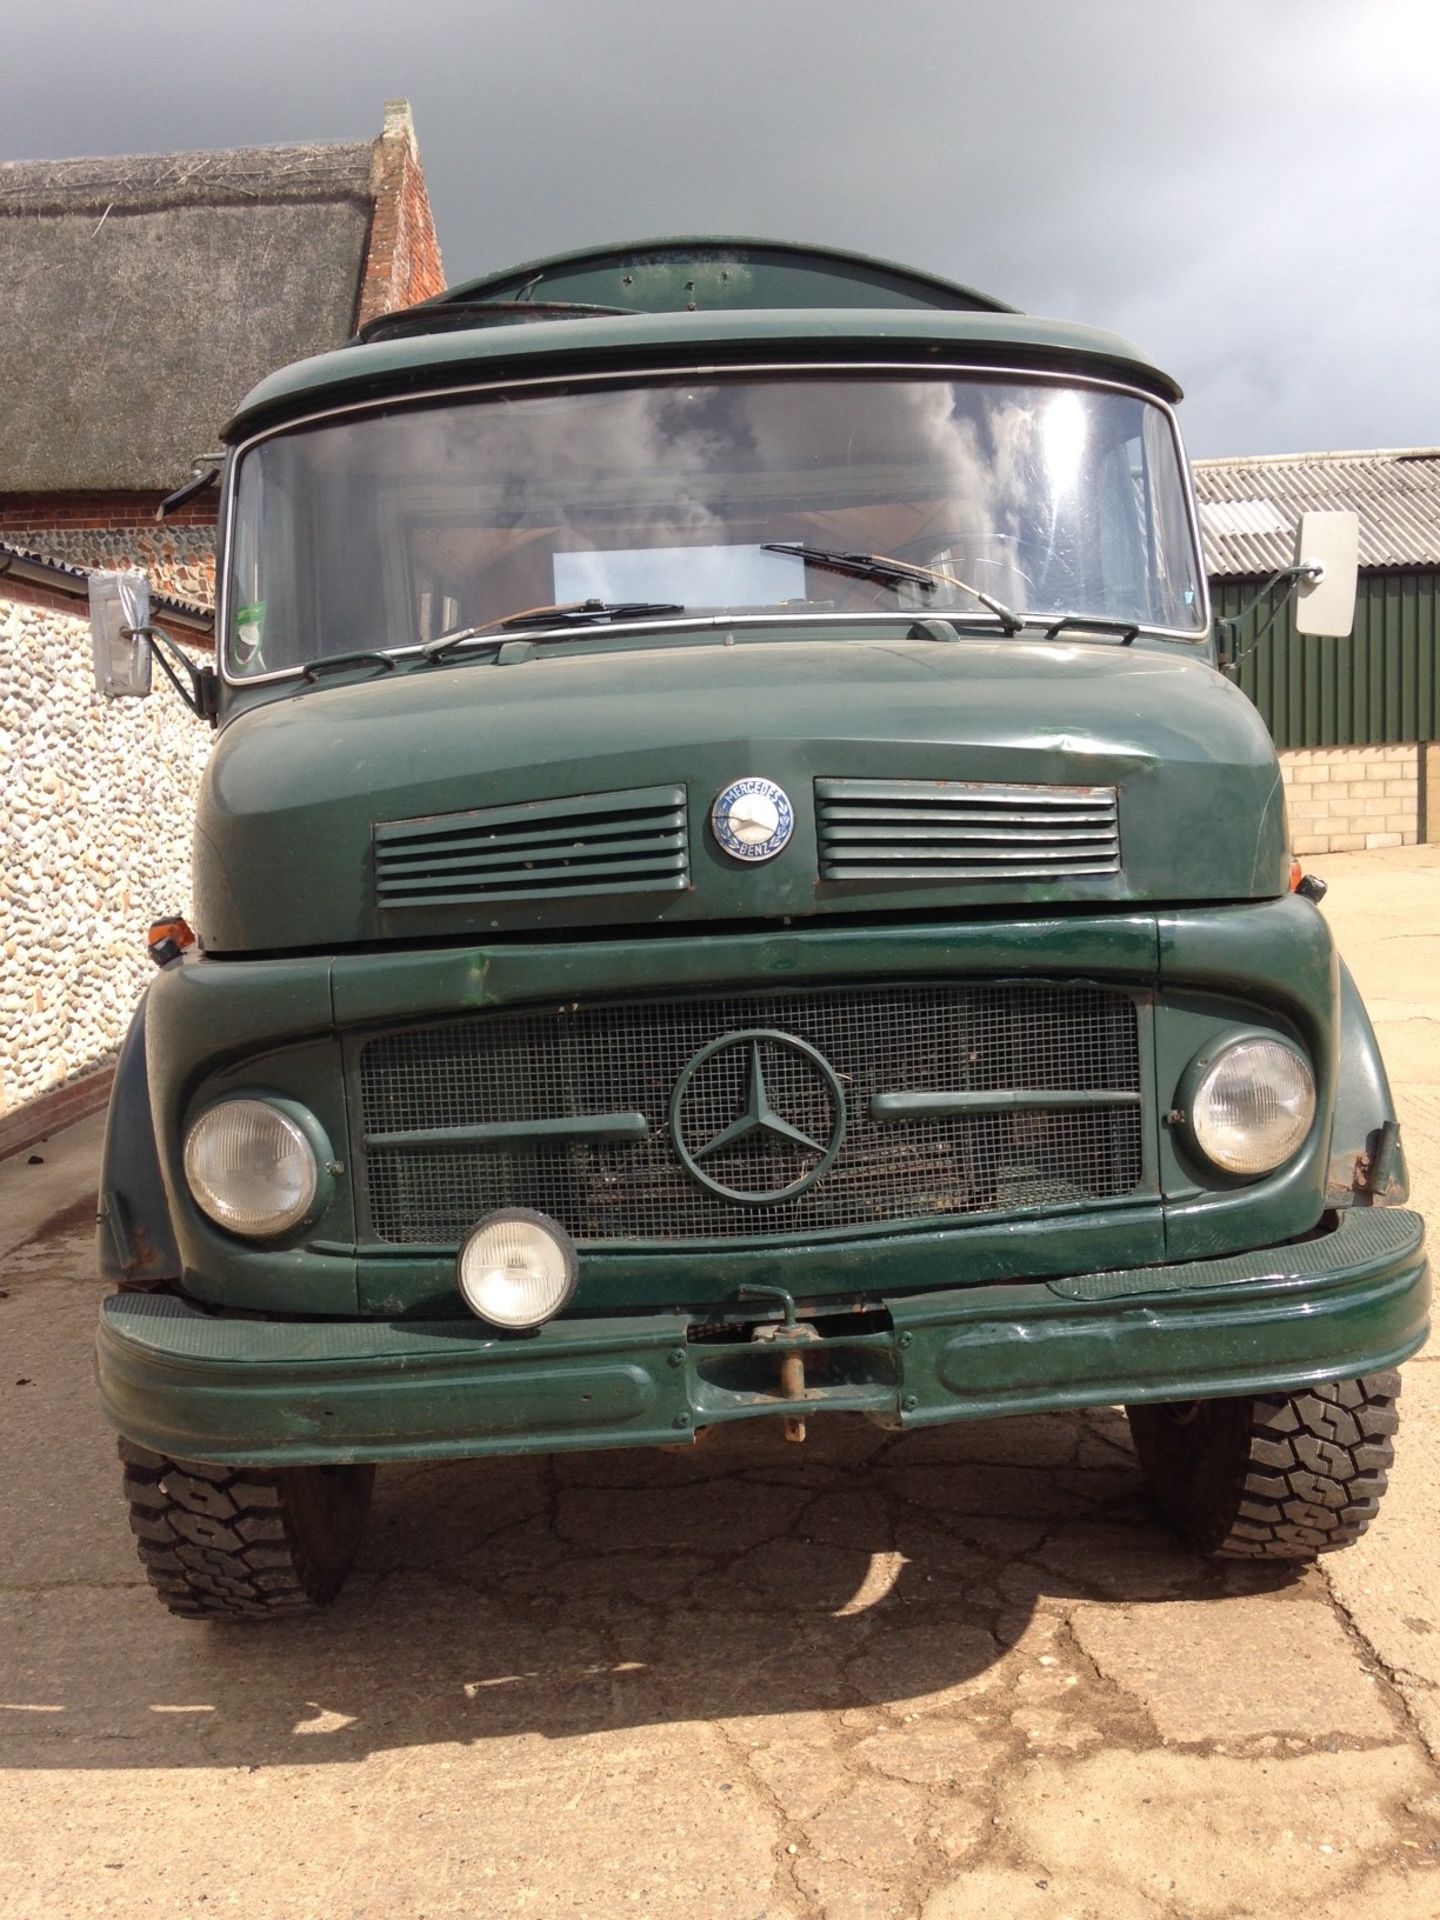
[97, 988, 182, 1285]
[1328, 957, 1409, 1206]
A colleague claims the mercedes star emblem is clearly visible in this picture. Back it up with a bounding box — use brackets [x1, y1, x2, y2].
[669, 1028, 846, 1204]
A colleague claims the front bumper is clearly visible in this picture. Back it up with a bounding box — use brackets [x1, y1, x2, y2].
[96, 1209, 1428, 1467]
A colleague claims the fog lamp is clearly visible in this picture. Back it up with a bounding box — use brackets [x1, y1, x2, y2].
[458, 1209, 578, 1330]
[1189, 1039, 1316, 1176]
[184, 1098, 320, 1236]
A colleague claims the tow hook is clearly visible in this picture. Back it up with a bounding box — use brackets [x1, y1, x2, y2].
[739, 1285, 822, 1443]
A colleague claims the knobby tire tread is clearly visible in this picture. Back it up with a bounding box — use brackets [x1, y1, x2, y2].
[119, 1441, 373, 1619]
[1128, 1371, 1401, 1561]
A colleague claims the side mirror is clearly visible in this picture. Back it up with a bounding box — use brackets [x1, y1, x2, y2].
[88, 570, 153, 698]
[1293, 510, 1359, 637]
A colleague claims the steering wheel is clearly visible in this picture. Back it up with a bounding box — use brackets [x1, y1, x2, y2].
[891, 531, 1046, 597]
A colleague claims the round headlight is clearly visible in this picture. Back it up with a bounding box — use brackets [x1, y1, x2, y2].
[1190, 1039, 1316, 1176]
[184, 1098, 320, 1237]
[458, 1209, 578, 1330]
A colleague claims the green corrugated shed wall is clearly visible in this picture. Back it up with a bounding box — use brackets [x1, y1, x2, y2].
[1213, 569, 1440, 751]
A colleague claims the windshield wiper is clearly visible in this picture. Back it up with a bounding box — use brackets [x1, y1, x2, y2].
[424, 599, 687, 660]
[501, 598, 686, 632]
[762, 542, 1023, 635]
[762, 542, 937, 594]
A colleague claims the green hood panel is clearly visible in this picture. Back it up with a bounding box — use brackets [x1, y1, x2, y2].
[194, 637, 1287, 953]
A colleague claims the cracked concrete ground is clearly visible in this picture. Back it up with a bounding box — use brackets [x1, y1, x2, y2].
[2, 845, 1438, 1920]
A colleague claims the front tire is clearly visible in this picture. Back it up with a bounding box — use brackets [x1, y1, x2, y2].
[1126, 1371, 1400, 1559]
[120, 1441, 374, 1618]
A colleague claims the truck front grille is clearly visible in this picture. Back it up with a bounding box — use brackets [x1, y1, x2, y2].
[354, 982, 1145, 1246]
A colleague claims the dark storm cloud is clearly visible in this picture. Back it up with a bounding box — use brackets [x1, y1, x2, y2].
[5, 0, 1437, 456]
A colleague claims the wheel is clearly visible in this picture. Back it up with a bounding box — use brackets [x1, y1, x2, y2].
[119, 1440, 375, 1618]
[1125, 1371, 1400, 1559]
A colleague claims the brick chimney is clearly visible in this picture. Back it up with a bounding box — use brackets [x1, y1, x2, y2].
[357, 100, 445, 329]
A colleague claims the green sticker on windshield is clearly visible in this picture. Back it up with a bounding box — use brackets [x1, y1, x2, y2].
[234, 601, 266, 669]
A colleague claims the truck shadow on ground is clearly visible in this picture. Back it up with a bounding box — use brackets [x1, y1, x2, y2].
[4, 1405, 1306, 1772]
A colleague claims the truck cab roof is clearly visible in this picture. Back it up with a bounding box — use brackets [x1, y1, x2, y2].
[223, 236, 1182, 440]
[423, 235, 1021, 317]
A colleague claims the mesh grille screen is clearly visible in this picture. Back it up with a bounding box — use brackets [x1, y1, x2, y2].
[356, 983, 1144, 1245]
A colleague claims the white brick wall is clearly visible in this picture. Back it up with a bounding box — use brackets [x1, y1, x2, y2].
[1280, 745, 1420, 855]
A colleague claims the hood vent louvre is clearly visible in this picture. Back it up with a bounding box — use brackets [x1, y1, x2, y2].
[375, 785, 689, 908]
[816, 778, 1120, 882]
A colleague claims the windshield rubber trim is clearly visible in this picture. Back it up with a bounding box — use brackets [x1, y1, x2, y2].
[217, 360, 1212, 691]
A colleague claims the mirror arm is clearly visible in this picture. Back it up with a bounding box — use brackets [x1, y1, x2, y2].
[1213, 564, 1311, 675]
[124, 625, 217, 723]
[155, 459, 222, 522]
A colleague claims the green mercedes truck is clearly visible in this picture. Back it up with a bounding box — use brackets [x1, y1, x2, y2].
[88, 239, 1427, 1618]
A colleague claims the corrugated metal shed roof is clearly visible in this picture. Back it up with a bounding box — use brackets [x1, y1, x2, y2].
[1193, 447, 1440, 577]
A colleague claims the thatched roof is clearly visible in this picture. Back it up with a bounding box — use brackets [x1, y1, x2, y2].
[0, 135, 383, 492]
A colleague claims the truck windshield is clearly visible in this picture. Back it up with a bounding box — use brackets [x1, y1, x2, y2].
[225, 370, 1204, 678]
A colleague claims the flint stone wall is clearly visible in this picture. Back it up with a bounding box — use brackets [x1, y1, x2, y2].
[2, 519, 215, 608]
[0, 592, 208, 1114]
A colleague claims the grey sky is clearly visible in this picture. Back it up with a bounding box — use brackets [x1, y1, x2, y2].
[6, 0, 1437, 458]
